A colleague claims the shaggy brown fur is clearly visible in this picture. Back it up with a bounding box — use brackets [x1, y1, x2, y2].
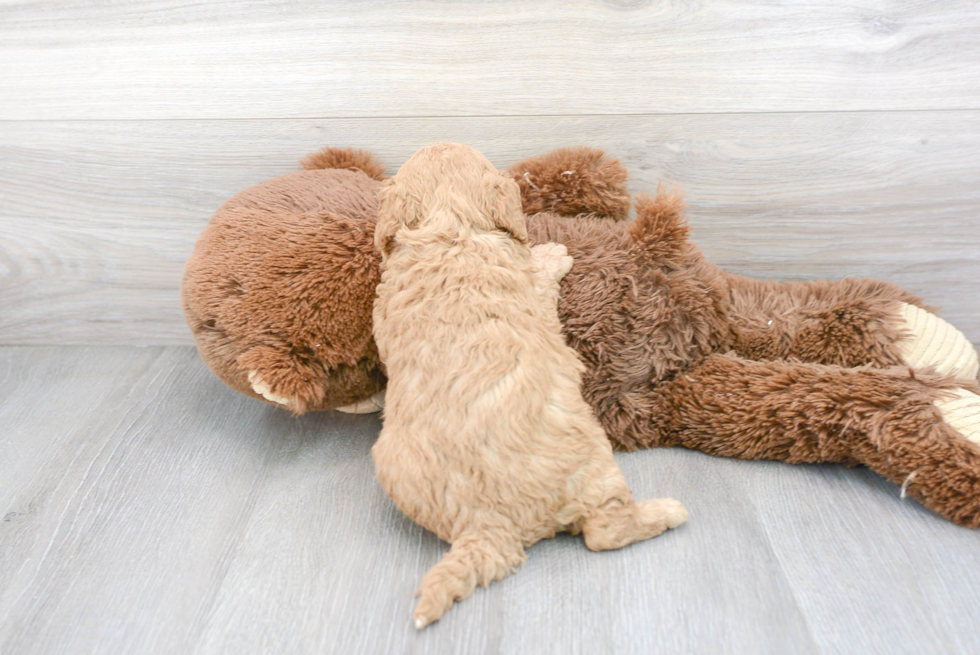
[508, 146, 631, 220]
[182, 166, 386, 413]
[371, 143, 685, 628]
[182, 145, 980, 527]
[660, 356, 980, 526]
[526, 200, 980, 526]
[182, 146, 632, 414]
[726, 275, 927, 368]
[301, 146, 388, 180]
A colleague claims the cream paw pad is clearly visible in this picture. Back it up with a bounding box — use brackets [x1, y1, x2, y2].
[935, 388, 980, 445]
[249, 370, 384, 414]
[897, 303, 979, 380]
[335, 393, 386, 414]
[247, 370, 294, 408]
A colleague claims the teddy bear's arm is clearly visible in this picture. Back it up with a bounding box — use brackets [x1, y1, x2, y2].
[654, 352, 980, 527]
[723, 273, 979, 380]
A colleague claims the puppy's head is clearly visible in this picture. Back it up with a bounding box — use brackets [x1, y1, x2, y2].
[375, 143, 527, 256]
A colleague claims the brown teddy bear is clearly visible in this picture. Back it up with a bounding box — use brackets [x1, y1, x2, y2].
[182, 146, 980, 527]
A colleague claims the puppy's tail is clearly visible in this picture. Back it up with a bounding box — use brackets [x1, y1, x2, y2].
[412, 529, 526, 629]
[300, 147, 387, 180]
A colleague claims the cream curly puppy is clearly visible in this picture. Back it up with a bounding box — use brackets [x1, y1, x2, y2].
[372, 143, 687, 629]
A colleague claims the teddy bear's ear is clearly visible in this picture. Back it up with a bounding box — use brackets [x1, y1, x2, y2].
[628, 187, 690, 265]
[506, 147, 631, 220]
[375, 178, 416, 256]
[484, 172, 528, 243]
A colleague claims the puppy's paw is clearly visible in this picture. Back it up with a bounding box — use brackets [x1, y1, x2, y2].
[531, 242, 574, 282]
[935, 388, 980, 445]
[640, 497, 688, 530]
[335, 392, 386, 414]
[247, 371, 294, 409]
[897, 303, 979, 380]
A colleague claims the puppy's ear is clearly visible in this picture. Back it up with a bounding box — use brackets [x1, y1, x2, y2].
[375, 178, 416, 256]
[484, 173, 528, 243]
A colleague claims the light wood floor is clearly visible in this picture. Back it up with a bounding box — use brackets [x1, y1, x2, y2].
[2, 346, 980, 654]
[3, 1, 980, 652]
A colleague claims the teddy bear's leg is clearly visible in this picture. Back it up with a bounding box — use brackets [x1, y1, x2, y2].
[413, 528, 527, 630]
[655, 353, 980, 526]
[724, 274, 979, 379]
[506, 147, 631, 220]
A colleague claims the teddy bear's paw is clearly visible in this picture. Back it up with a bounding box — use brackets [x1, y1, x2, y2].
[935, 388, 980, 445]
[335, 392, 385, 414]
[531, 242, 574, 282]
[897, 303, 979, 380]
[247, 371, 294, 409]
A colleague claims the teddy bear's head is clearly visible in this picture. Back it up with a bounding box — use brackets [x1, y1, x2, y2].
[182, 146, 632, 413]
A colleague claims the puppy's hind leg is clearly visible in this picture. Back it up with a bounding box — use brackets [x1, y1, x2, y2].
[413, 528, 526, 629]
[581, 489, 687, 552]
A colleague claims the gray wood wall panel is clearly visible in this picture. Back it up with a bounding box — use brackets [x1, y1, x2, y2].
[2, 112, 978, 345]
[2, 347, 979, 654]
[2, 1, 979, 119]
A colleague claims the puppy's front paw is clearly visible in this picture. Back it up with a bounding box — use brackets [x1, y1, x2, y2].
[897, 303, 979, 380]
[247, 371, 294, 409]
[531, 242, 574, 282]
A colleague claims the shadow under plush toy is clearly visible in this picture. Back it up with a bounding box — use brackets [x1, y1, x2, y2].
[182, 145, 980, 527]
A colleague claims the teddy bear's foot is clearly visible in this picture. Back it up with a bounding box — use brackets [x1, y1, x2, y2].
[892, 387, 980, 527]
[335, 392, 386, 414]
[897, 302, 979, 380]
[247, 371, 295, 409]
[935, 388, 980, 445]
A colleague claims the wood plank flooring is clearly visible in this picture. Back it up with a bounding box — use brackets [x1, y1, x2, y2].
[2, 346, 979, 654]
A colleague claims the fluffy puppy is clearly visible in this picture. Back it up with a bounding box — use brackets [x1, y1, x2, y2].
[371, 143, 687, 629]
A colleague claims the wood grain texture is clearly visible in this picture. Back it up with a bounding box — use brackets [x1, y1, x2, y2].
[1, 112, 978, 345]
[0, 347, 281, 654]
[2, 0, 980, 119]
[743, 462, 980, 654]
[2, 346, 980, 654]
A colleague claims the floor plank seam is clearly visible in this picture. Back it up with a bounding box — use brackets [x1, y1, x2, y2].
[3, 106, 980, 124]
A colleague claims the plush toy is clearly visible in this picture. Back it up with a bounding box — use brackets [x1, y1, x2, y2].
[182, 146, 980, 527]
